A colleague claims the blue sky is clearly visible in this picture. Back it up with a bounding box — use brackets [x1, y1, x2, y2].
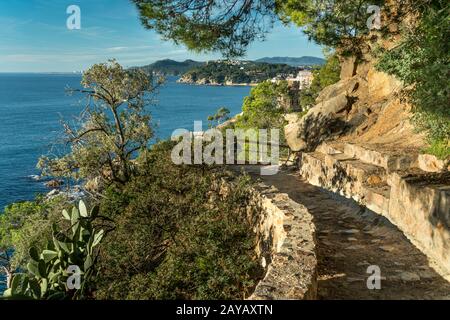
[0, 0, 324, 72]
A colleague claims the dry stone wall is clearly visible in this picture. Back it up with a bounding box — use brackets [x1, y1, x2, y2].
[247, 182, 318, 300]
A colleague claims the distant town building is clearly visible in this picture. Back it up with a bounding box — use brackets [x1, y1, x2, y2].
[286, 70, 314, 89]
[270, 69, 314, 89]
[271, 69, 315, 112]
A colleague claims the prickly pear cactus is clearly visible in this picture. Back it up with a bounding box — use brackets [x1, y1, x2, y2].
[3, 201, 104, 300]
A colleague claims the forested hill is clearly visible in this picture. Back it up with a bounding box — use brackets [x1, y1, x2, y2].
[134, 57, 323, 78]
[133, 59, 204, 76]
[177, 60, 299, 85]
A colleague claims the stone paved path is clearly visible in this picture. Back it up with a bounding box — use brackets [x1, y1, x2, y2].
[241, 166, 450, 300]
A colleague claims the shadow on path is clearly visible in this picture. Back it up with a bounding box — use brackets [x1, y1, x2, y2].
[240, 166, 450, 300]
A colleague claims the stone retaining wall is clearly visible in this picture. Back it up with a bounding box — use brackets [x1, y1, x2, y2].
[247, 183, 318, 300]
[299, 147, 450, 279]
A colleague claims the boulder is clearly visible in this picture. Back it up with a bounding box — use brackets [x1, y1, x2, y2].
[284, 113, 300, 124]
[367, 68, 402, 103]
[45, 179, 63, 189]
[284, 89, 352, 152]
[416, 154, 448, 173]
[312, 93, 349, 116]
[285, 122, 306, 152]
[340, 56, 357, 79]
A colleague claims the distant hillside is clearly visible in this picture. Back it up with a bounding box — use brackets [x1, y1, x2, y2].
[255, 56, 325, 66]
[178, 60, 299, 86]
[135, 59, 204, 76]
[134, 57, 324, 77]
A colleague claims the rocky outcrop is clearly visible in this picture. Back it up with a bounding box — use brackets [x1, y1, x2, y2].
[284, 56, 409, 154]
[247, 181, 317, 300]
[177, 74, 254, 86]
[284, 76, 359, 152]
[45, 179, 63, 189]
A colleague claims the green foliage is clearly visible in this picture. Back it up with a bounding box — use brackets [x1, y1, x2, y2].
[133, 0, 383, 57]
[0, 196, 68, 270]
[93, 142, 262, 300]
[208, 107, 231, 127]
[235, 81, 288, 131]
[134, 59, 204, 76]
[182, 60, 298, 85]
[300, 52, 341, 109]
[377, 2, 450, 158]
[38, 60, 157, 185]
[276, 0, 384, 53]
[3, 201, 104, 300]
[133, 0, 278, 57]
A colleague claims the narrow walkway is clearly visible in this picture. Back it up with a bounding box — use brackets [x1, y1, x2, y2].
[242, 166, 450, 300]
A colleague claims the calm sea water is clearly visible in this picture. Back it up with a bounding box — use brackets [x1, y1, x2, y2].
[0, 74, 251, 210]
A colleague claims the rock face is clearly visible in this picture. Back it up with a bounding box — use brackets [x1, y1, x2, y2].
[339, 56, 358, 79]
[284, 76, 358, 152]
[284, 45, 415, 154]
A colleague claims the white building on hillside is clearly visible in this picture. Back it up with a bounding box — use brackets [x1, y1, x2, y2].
[287, 70, 314, 89]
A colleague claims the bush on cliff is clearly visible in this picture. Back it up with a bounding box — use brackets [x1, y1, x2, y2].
[93, 141, 262, 300]
[2, 141, 262, 300]
[0, 196, 68, 271]
[377, 1, 450, 158]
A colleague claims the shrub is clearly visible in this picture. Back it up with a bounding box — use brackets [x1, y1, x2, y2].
[0, 196, 67, 270]
[377, 2, 450, 158]
[93, 142, 262, 300]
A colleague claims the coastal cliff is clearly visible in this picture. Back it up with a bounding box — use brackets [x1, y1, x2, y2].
[177, 73, 256, 86]
[177, 60, 299, 86]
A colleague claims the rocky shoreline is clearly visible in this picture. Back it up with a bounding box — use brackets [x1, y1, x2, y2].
[177, 76, 257, 87]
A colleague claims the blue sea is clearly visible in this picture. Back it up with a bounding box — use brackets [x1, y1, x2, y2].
[0, 74, 251, 210]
